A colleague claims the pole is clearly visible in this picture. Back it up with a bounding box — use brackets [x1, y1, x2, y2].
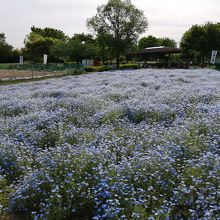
[32, 66, 34, 79]
[13, 67, 15, 79]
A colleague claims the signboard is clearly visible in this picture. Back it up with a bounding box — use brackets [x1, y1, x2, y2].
[19, 56, 23, 65]
[210, 50, 218, 64]
[43, 54, 48, 65]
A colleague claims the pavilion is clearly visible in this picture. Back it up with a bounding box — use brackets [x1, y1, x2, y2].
[134, 46, 182, 68]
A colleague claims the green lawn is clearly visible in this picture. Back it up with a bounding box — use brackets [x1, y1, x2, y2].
[0, 63, 18, 70]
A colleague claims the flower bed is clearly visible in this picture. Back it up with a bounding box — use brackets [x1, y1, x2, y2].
[0, 69, 220, 219]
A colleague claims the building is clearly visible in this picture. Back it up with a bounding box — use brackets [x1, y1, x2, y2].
[134, 46, 182, 68]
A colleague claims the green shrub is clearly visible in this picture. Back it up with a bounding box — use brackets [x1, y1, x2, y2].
[125, 108, 176, 125]
[84, 63, 139, 72]
[0, 63, 12, 70]
[99, 66, 114, 71]
[65, 68, 85, 75]
[84, 66, 113, 72]
[119, 63, 138, 69]
[147, 62, 165, 68]
[84, 66, 98, 72]
[215, 63, 220, 70]
[0, 175, 11, 210]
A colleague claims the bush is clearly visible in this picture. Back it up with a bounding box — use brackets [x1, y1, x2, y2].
[215, 63, 220, 70]
[0, 175, 11, 211]
[119, 63, 138, 69]
[84, 66, 113, 72]
[84, 64, 139, 72]
[65, 68, 85, 75]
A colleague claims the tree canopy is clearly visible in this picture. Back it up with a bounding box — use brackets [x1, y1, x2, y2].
[0, 33, 13, 62]
[51, 33, 99, 63]
[159, 37, 177, 48]
[87, 0, 148, 68]
[138, 35, 159, 49]
[138, 35, 177, 49]
[24, 26, 67, 61]
[180, 22, 220, 67]
[30, 26, 67, 41]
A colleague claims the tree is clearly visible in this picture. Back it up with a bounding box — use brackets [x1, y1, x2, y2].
[138, 35, 160, 49]
[10, 49, 22, 63]
[96, 34, 113, 63]
[51, 33, 99, 64]
[87, 0, 148, 68]
[0, 33, 13, 63]
[67, 34, 99, 64]
[138, 35, 176, 49]
[66, 38, 86, 64]
[30, 26, 67, 41]
[50, 41, 68, 62]
[158, 37, 177, 48]
[180, 22, 220, 67]
[24, 26, 67, 62]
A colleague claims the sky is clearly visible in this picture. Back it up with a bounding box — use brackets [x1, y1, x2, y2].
[0, 0, 219, 49]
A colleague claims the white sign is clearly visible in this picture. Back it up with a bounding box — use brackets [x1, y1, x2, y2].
[210, 50, 218, 64]
[43, 54, 48, 65]
[19, 56, 23, 65]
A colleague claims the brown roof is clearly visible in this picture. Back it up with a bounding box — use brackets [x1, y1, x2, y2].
[135, 46, 182, 55]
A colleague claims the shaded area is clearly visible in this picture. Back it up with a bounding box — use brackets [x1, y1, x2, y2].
[134, 46, 183, 68]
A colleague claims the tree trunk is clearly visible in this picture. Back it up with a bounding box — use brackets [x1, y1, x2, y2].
[202, 55, 205, 68]
[116, 51, 120, 69]
[102, 56, 105, 66]
[167, 54, 171, 69]
[76, 57, 80, 69]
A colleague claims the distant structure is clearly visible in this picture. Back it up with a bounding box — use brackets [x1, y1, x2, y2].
[136, 46, 182, 56]
[134, 46, 182, 68]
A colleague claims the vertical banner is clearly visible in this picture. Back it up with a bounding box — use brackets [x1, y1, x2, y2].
[43, 54, 48, 65]
[210, 50, 218, 64]
[19, 56, 23, 65]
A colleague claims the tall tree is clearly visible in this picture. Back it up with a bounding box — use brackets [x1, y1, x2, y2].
[51, 33, 99, 64]
[180, 22, 220, 67]
[138, 35, 160, 49]
[30, 26, 67, 41]
[138, 35, 177, 49]
[0, 33, 13, 63]
[96, 33, 114, 63]
[24, 26, 67, 62]
[158, 37, 177, 48]
[87, 0, 148, 68]
[67, 34, 99, 64]
[50, 41, 67, 62]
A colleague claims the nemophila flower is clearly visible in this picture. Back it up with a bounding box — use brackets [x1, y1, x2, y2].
[0, 69, 220, 219]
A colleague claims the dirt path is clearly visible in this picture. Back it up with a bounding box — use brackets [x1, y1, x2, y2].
[0, 70, 62, 80]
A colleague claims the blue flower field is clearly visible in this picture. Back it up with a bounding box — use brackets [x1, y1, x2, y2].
[0, 69, 220, 219]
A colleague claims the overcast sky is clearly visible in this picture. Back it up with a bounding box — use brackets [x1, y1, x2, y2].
[0, 0, 219, 48]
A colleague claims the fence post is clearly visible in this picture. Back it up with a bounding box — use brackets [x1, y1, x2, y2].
[32, 65, 34, 79]
[44, 65, 46, 76]
[13, 67, 15, 80]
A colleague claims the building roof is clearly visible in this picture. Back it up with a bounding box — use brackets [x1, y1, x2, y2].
[135, 46, 182, 55]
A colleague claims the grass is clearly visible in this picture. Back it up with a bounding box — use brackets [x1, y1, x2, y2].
[0, 63, 18, 70]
